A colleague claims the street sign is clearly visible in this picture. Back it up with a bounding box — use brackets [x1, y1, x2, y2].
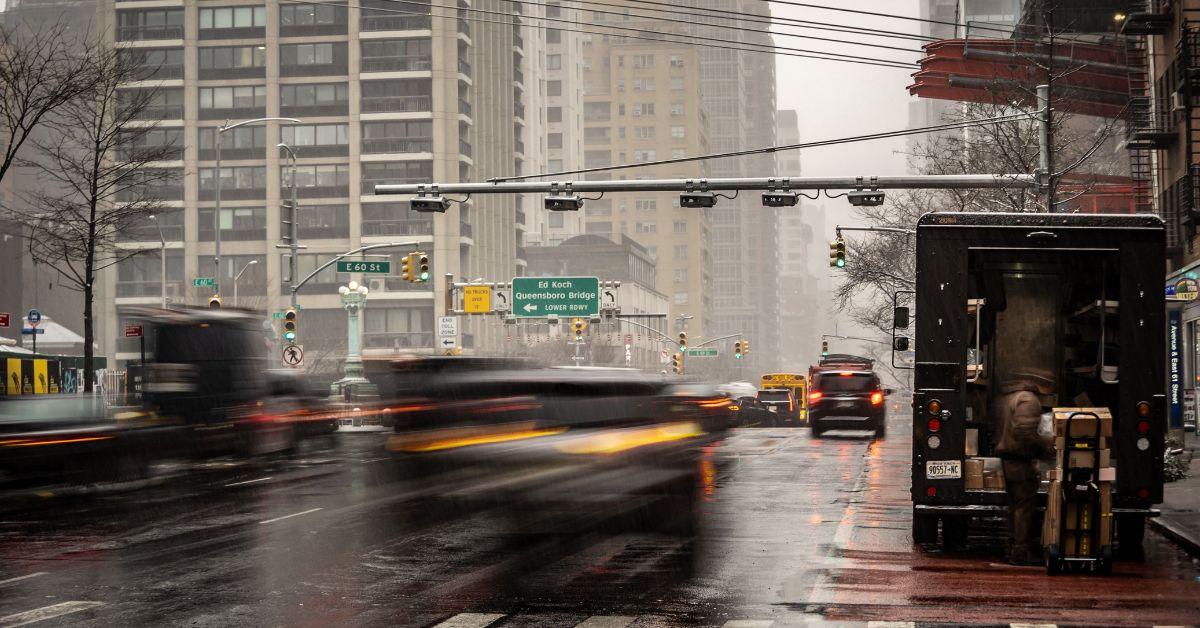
[438, 336, 456, 349]
[124, 324, 143, 338]
[686, 348, 718, 357]
[21, 328, 45, 335]
[27, 309, 41, 328]
[462, 286, 491, 313]
[493, 287, 511, 312]
[193, 277, 215, 288]
[336, 259, 391, 274]
[282, 344, 304, 366]
[511, 276, 600, 318]
[438, 316, 458, 338]
[0, 312, 8, 328]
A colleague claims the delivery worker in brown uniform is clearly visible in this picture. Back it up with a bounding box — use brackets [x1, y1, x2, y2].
[993, 369, 1055, 565]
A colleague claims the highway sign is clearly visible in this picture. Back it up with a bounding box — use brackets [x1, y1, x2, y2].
[282, 344, 304, 366]
[511, 277, 600, 318]
[438, 316, 458, 338]
[193, 277, 215, 287]
[21, 328, 45, 335]
[336, 259, 391, 274]
[27, 309, 41, 327]
[124, 324, 143, 338]
[0, 312, 8, 328]
[686, 348, 718, 357]
[493, 288, 511, 312]
[462, 286, 491, 313]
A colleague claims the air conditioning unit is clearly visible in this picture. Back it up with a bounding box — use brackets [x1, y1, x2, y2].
[368, 279, 385, 292]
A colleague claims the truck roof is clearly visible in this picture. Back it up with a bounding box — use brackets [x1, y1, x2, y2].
[916, 212, 1164, 229]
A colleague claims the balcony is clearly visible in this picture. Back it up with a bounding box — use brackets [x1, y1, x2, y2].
[513, 68, 524, 84]
[281, 102, 349, 117]
[198, 146, 263, 161]
[118, 223, 184, 242]
[514, 139, 524, 155]
[1126, 97, 1176, 149]
[362, 218, 433, 236]
[514, 102, 525, 119]
[130, 65, 184, 81]
[458, 19, 471, 36]
[281, 63, 349, 78]
[198, 26, 264, 41]
[460, 222, 473, 238]
[116, 280, 185, 298]
[199, 66, 265, 81]
[459, 139, 472, 157]
[199, 106, 266, 121]
[360, 14, 432, 32]
[458, 59, 472, 76]
[118, 183, 183, 203]
[458, 98, 472, 117]
[513, 32, 524, 49]
[361, 178, 428, 194]
[1120, 0, 1173, 35]
[364, 331, 433, 350]
[516, 245, 527, 260]
[280, 23, 347, 38]
[362, 56, 432, 73]
[118, 25, 184, 42]
[362, 138, 433, 154]
[361, 95, 432, 113]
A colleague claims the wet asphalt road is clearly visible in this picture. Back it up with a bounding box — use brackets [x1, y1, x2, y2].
[1, 416, 1199, 627]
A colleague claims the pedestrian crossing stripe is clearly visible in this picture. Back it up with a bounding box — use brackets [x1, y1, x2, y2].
[433, 615, 1194, 628]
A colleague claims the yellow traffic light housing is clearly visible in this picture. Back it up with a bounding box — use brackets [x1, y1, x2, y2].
[835, 237, 846, 268]
[400, 253, 412, 282]
[417, 253, 430, 282]
[829, 240, 839, 268]
[671, 352, 683, 374]
[208, 294, 222, 309]
[678, 331, 687, 352]
[283, 308, 298, 344]
[572, 318, 585, 340]
[743, 339, 750, 355]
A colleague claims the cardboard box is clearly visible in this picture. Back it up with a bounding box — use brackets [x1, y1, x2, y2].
[964, 457, 985, 490]
[965, 428, 979, 456]
[1052, 407, 1113, 438]
[1055, 444, 1110, 471]
[983, 470, 1005, 490]
[1042, 481, 1112, 557]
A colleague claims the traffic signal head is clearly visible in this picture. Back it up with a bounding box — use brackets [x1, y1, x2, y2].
[671, 353, 683, 374]
[744, 339, 750, 354]
[208, 294, 222, 309]
[400, 254, 412, 281]
[834, 238, 846, 268]
[417, 253, 430, 282]
[283, 308, 298, 343]
[734, 341, 743, 359]
[829, 240, 839, 268]
[678, 331, 687, 352]
[572, 318, 585, 339]
[821, 340, 829, 356]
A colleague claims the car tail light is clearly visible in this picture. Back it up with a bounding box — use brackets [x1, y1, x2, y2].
[808, 391, 822, 403]
[1137, 420, 1150, 435]
[927, 418, 941, 433]
[870, 391, 884, 405]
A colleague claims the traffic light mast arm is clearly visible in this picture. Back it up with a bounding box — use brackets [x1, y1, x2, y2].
[291, 241, 419, 297]
[822, 333, 891, 346]
[693, 332, 744, 348]
[615, 317, 674, 343]
[834, 225, 915, 236]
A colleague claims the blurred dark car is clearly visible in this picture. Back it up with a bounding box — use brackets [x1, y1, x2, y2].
[808, 369, 888, 438]
[375, 359, 730, 534]
[755, 388, 799, 426]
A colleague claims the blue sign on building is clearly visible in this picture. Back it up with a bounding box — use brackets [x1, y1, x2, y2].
[1169, 309, 1183, 429]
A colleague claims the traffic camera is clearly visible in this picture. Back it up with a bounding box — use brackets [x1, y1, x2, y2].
[761, 191, 798, 207]
[671, 353, 683, 374]
[410, 196, 450, 213]
[400, 254, 413, 281]
[678, 331, 687, 352]
[208, 294, 222, 309]
[679, 191, 717, 208]
[283, 308, 298, 344]
[847, 190, 885, 207]
[734, 341, 743, 359]
[545, 194, 583, 211]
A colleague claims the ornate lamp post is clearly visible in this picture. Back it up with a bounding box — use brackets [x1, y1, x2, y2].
[332, 280, 377, 400]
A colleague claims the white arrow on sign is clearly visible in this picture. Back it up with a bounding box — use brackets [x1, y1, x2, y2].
[439, 336, 456, 348]
[523, 303, 537, 313]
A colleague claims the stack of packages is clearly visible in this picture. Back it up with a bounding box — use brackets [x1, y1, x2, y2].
[1042, 408, 1115, 557]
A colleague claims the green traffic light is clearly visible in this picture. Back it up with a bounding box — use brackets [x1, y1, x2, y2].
[419, 271, 430, 281]
[836, 258, 845, 268]
[284, 331, 296, 342]
[735, 353, 743, 359]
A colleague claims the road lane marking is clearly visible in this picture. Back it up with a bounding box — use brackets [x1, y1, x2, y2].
[722, 622, 774, 628]
[258, 507, 323, 524]
[0, 573, 46, 587]
[575, 617, 634, 628]
[0, 601, 105, 627]
[433, 613, 505, 628]
[225, 476, 273, 487]
[361, 457, 388, 463]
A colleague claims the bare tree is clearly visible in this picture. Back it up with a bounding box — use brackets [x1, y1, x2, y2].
[12, 44, 178, 391]
[0, 19, 95, 189]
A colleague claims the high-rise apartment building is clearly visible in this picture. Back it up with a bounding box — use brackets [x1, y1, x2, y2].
[775, 110, 820, 371]
[578, 32, 712, 336]
[97, 0, 534, 374]
[535, 1, 585, 247]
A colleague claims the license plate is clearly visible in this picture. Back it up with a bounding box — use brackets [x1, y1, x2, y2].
[837, 401, 855, 408]
[768, 406, 777, 413]
[926, 460, 962, 480]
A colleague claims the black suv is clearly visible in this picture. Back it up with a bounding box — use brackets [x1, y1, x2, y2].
[808, 369, 887, 438]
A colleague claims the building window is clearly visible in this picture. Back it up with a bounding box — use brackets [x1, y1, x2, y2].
[118, 128, 184, 161]
[296, 204, 350, 239]
[634, 126, 654, 139]
[547, 107, 562, 123]
[281, 83, 350, 115]
[584, 102, 610, 122]
[198, 85, 266, 115]
[635, 221, 656, 233]
[361, 38, 432, 72]
[670, 77, 684, 90]
[618, 104, 626, 116]
[633, 78, 655, 91]
[548, 212, 564, 228]
[632, 54, 654, 68]
[290, 164, 351, 197]
[198, 206, 267, 241]
[198, 166, 266, 200]
[361, 161, 433, 192]
[117, 9, 184, 41]
[547, 54, 562, 70]
[546, 28, 561, 43]
[548, 133, 563, 149]
[673, 220, 687, 233]
[200, 6, 266, 29]
[633, 150, 655, 162]
[364, 307, 433, 350]
[671, 125, 685, 139]
[673, 292, 689, 304]
[669, 55, 684, 67]
[198, 126, 265, 160]
[280, 3, 348, 33]
[546, 2, 562, 18]
[632, 103, 655, 116]
[280, 42, 347, 75]
[360, 79, 431, 112]
[584, 150, 609, 167]
[584, 127, 610, 143]
[361, 120, 433, 153]
[120, 88, 185, 120]
[283, 123, 350, 147]
[670, 102, 684, 116]
[671, 148, 686, 159]
[291, 253, 350, 289]
[548, 80, 562, 96]
[673, 244, 687, 260]
[673, 269, 687, 283]
[635, 199, 656, 211]
[548, 159, 563, 171]
[198, 45, 266, 79]
[119, 48, 184, 80]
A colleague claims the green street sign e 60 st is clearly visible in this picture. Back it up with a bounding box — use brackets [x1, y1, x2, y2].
[512, 276, 600, 317]
[336, 260, 391, 274]
[686, 348, 718, 357]
[193, 277, 215, 287]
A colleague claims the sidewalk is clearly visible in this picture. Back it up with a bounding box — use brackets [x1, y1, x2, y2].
[1150, 432, 1200, 557]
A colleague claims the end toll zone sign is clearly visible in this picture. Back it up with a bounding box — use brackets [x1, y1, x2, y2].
[512, 277, 600, 318]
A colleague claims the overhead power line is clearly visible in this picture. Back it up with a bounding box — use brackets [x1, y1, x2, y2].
[488, 112, 1037, 182]
[362, 0, 921, 66]
[748, 0, 1015, 34]
[285, 0, 918, 69]
[605, 0, 936, 41]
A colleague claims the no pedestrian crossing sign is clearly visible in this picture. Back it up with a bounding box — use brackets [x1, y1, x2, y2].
[511, 277, 600, 318]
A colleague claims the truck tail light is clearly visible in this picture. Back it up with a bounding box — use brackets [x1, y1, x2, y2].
[870, 391, 884, 405]
[927, 418, 941, 433]
[1136, 401, 1151, 417]
[926, 486, 937, 497]
[1137, 420, 1150, 435]
[809, 391, 822, 403]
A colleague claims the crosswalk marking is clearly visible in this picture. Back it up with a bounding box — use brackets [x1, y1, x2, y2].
[575, 617, 635, 628]
[0, 573, 46, 587]
[433, 613, 506, 628]
[0, 601, 105, 627]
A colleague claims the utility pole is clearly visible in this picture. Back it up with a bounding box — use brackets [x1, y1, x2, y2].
[275, 143, 303, 310]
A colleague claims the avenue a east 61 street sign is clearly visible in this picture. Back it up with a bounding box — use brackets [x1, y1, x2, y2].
[512, 277, 600, 317]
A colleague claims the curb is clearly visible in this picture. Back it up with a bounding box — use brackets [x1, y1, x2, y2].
[1149, 516, 1200, 558]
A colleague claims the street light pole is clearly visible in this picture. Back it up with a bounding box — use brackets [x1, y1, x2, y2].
[149, 214, 166, 308]
[233, 259, 258, 308]
[212, 117, 301, 299]
[334, 280, 376, 400]
[277, 143, 300, 310]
